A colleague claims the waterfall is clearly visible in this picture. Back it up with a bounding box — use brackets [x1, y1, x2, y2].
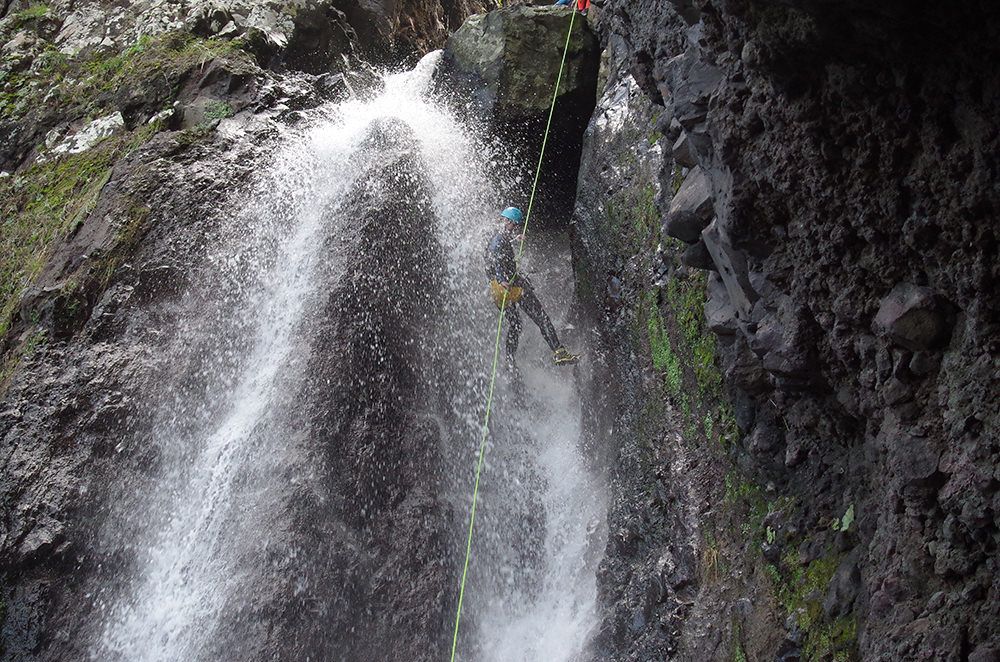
[93, 51, 606, 662]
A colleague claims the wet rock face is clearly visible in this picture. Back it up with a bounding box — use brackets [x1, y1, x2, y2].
[224, 118, 455, 661]
[1, 2, 489, 658]
[587, 0, 1000, 659]
[0, 123, 282, 660]
[0, 118, 456, 662]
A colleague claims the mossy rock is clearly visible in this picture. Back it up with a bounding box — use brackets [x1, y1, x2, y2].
[441, 6, 599, 121]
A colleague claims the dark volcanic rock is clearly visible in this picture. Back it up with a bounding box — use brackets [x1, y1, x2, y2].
[874, 282, 951, 351]
[577, 0, 1000, 660]
[664, 166, 713, 243]
[440, 6, 599, 122]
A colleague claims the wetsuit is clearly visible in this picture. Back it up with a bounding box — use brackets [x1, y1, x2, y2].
[484, 229, 561, 362]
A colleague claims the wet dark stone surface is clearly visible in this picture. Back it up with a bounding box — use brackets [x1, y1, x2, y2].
[577, 0, 1000, 659]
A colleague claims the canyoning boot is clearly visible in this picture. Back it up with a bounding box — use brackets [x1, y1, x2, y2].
[552, 346, 580, 366]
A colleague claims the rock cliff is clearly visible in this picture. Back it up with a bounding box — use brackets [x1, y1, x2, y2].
[0, 0, 485, 658]
[572, 0, 999, 660]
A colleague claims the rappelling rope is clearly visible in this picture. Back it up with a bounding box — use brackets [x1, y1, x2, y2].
[449, 6, 579, 661]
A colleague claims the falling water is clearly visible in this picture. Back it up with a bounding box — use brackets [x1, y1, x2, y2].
[95, 51, 606, 661]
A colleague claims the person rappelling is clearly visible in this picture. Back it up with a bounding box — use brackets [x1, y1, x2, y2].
[485, 206, 580, 367]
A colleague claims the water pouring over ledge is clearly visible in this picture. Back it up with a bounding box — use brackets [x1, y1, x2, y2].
[92, 51, 607, 662]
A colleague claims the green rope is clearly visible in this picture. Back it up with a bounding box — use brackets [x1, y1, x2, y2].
[449, 7, 579, 661]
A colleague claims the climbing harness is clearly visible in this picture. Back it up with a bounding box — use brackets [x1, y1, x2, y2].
[449, 6, 580, 661]
[489, 279, 524, 308]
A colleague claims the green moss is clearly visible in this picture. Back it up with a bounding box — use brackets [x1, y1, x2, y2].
[722, 468, 771, 546]
[1, 152, 112, 336]
[603, 184, 658, 259]
[646, 291, 683, 395]
[0, 121, 161, 337]
[3, 32, 254, 124]
[664, 267, 722, 398]
[671, 163, 685, 195]
[14, 4, 50, 21]
[728, 619, 748, 662]
[640, 235, 742, 455]
[815, 616, 858, 661]
[767, 546, 858, 661]
[2, 3, 51, 34]
[203, 100, 233, 122]
[717, 405, 739, 447]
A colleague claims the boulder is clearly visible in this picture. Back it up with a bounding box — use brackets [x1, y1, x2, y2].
[439, 6, 599, 122]
[48, 112, 124, 155]
[664, 166, 713, 242]
[672, 130, 697, 167]
[897, 433, 941, 485]
[704, 273, 737, 335]
[874, 283, 951, 351]
[658, 50, 721, 128]
[438, 5, 599, 221]
[679, 238, 714, 270]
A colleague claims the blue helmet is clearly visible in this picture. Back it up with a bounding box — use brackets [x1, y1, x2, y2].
[500, 207, 524, 224]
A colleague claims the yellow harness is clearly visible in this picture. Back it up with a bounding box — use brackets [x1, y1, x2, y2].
[489, 279, 523, 308]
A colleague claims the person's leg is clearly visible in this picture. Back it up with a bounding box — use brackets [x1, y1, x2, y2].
[505, 304, 522, 364]
[518, 285, 561, 352]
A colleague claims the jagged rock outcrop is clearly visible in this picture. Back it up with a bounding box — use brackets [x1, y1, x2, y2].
[574, 0, 1000, 660]
[0, 0, 492, 170]
[4, 0, 998, 659]
[570, 39, 706, 659]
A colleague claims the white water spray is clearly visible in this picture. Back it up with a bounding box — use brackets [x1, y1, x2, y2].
[96, 51, 606, 662]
